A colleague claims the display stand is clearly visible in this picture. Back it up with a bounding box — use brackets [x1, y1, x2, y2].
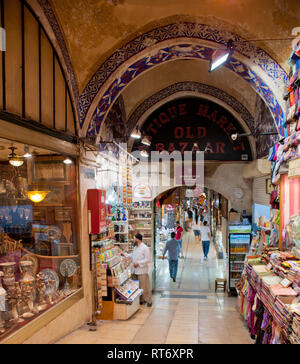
[92, 238, 142, 321]
[129, 201, 153, 252]
[228, 224, 252, 296]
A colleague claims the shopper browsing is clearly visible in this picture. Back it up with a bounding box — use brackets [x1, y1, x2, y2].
[131, 234, 152, 307]
[175, 221, 184, 259]
[200, 221, 212, 261]
[163, 232, 181, 282]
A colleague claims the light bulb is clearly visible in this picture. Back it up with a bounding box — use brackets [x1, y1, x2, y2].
[141, 150, 149, 158]
[9, 159, 24, 167]
[64, 158, 73, 165]
[26, 191, 50, 203]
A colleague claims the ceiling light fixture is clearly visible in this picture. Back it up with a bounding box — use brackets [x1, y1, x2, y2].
[8, 147, 24, 167]
[141, 136, 151, 146]
[209, 39, 234, 72]
[26, 191, 50, 204]
[63, 157, 73, 165]
[140, 150, 149, 158]
[131, 128, 141, 140]
[23, 146, 32, 159]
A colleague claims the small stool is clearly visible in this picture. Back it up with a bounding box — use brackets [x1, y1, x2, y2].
[215, 278, 227, 293]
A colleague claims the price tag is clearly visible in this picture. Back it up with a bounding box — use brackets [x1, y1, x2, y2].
[266, 263, 272, 272]
[281, 278, 292, 288]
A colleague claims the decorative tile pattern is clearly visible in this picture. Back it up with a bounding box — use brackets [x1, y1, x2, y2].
[79, 22, 288, 137]
[86, 43, 286, 139]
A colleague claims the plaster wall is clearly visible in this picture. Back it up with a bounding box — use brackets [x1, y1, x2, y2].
[136, 162, 253, 215]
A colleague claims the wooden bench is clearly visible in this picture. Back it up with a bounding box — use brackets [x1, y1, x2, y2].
[215, 278, 227, 292]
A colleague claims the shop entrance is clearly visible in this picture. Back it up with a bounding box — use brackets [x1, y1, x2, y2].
[152, 186, 228, 293]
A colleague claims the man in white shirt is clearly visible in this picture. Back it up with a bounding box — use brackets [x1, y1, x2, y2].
[199, 221, 212, 261]
[131, 234, 152, 307]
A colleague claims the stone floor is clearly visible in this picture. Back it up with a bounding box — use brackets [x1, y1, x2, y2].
[57, 239, 253, 344]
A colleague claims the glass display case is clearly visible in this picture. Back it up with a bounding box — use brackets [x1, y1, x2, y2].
[0, 139, 81, 341]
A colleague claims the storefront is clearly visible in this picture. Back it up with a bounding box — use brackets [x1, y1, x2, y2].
[0, 0, 87, 344]
[236, 43, 300, 345]
[0, 138, 82, 342]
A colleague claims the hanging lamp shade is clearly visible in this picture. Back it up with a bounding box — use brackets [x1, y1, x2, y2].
[26, 191, 50, 203]
[8, 147, 24, 167]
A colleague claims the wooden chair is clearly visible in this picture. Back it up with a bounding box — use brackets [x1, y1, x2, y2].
[215, 278, 227, 292]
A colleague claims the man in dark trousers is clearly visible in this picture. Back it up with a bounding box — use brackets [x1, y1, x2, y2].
[163, 232, 181, 282]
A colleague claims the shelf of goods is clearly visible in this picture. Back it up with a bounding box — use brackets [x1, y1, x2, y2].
[228, 225, 252, 294]
[92, 239, 142, 321]
[155, 231, 168, 259]
[251, 210, 280, 256]
[129, 201, 153, 251]
[113, 212, 132, 251]
[237, 247, 300, 344]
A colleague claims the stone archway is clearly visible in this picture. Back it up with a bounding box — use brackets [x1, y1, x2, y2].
[79, 22, 288, 139]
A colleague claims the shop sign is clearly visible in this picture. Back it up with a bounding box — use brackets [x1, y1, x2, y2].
[82, 167, 96, 179]
[133, 184, 152, 199]
[133, 97, 253, 161]
[185, 189, 194, 198]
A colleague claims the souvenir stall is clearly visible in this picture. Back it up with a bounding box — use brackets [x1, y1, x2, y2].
[236, 42, 300, 344]
[0, 140, 81, 342]
[88, 147, 144, 321]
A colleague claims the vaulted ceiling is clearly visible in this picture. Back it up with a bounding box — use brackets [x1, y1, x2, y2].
[49, 0, 299, 92]
[29, 0, 300, 151]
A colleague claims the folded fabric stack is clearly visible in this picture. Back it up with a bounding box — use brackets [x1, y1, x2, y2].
[273, 296, 296, 339]
[269, 284, 297, 298]
[290, 303, 300, 344]
[247, 258, 263, 266]
[260, 276, 282, 315]
[251, 265, 274, 295]
[246, 263, 256, 289]
[285, 261, 300, 287]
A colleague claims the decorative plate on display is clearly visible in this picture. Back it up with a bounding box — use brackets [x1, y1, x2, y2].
[20, 255, 39, 276]
[60, 259, 77, 278]
[40, 268, 59, 291]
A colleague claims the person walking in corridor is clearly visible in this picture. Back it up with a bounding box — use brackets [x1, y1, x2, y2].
[175, 221, 184, 259]
[132, 233, 152, 307]
[200, 221, 212, 261]
[163, 232, 181, 282]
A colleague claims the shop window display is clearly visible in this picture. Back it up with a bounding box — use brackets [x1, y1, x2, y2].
[0, 140, 80, 340]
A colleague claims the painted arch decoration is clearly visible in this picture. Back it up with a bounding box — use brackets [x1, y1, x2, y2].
[79, 22, 288, 139]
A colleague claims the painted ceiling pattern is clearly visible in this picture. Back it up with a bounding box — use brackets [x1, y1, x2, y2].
[80, 22, 288, 136]
[37, 3, 288, 141]
[86, 43, 286, 140]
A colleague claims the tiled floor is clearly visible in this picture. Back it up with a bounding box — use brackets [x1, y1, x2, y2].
[57, 240, 253, 344]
